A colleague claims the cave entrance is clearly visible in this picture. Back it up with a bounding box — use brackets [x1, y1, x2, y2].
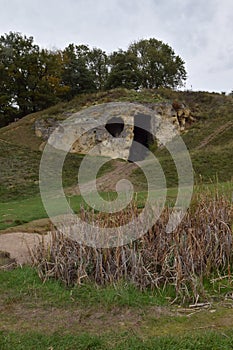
[128, 113, 153, 162]
[105, 117, 124, 137]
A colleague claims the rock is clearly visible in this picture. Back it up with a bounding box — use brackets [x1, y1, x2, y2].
[34, 101, 195, 159]
[0, 250, 17, 270]
[34, 118, 60, 140]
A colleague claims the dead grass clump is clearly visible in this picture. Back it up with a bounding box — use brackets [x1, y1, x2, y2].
[0, 251, 17, 271]
[32, 194, 233, 301]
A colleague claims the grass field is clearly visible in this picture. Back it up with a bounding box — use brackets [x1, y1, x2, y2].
[0, 181, 232, 232]
[1, 328, 233, 349]
[1, 267, 233, 349]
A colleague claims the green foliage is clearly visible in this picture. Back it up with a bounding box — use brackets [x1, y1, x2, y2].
[106, 50, 141, 89]
[0, 32, 38, 123]
[62, 44, 96, 99]
[0, 32, 187, 127]
[87, 47, 109, 90]
[0, 32, 70, 126]
[128, 38, 187, 89]
[105, 39, 187, 90]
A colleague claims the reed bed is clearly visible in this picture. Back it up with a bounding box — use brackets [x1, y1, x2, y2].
[32, 192, 233, 301]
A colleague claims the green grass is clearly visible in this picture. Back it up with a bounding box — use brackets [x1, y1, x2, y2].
[0, 196, 46, 230]
[1, 330, 233, 350]
[131, 150, 179, 189]
[0, 140, 41, 202]
[0, 332, 105, 350]
[0, 139, 115, 203]
[1, 267, 233, 349]
[1, 266, 232, 311]
[0, 186, 179, 231]
[191, 148, 233, 182]
[0, 267, 171, 309]
[0, 181, 231, 231]
[0, 266, 232, 311]
[133, 128, 232, 190]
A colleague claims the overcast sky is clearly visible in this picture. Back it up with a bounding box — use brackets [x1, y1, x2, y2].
[1, 0, 233, 92]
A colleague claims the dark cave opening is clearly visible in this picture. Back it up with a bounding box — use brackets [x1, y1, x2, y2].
[105, 117, 124, 137]
[128, 113, 153, 162]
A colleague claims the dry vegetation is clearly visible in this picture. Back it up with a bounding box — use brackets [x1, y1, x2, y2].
[32, 192, 233, 303]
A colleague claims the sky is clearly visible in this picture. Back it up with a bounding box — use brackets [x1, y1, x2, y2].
[0, 0, 233, 93]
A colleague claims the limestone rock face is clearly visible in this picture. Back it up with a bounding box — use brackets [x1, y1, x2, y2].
[146, 101, 195, 132]
[35, 118, 60, 139]
[35, 101, 195, 160]
[171, 101, 195, 131]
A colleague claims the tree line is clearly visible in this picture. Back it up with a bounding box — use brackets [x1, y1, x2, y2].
[0, 32, 187, 126]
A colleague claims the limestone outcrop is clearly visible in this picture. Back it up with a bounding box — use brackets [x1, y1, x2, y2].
[34, 101, 195, 160]
[146, 101, 195, 131]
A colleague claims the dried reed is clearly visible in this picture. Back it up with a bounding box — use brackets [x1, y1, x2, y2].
[32, 192, 233, 301]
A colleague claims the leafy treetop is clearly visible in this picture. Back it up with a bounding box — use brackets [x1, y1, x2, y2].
[0, 32, 187, 127]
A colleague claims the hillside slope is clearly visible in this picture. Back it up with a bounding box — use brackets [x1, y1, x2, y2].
[0, 88, 232, 203]
[0, 89, 163, 151]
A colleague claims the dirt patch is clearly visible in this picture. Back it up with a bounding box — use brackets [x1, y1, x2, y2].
[0, 232, 51, 265]
[0, 305, 140, 334]
[1, 296, 233, 337]
[66, 160, 138, 195]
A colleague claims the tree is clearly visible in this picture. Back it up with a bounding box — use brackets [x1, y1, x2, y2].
[32, 49, 70, 110]
[0, 32, 41, 120]
[87, 48, 108, 90]
[105, 49, 141, 90]
[62, 44, 96, 99]
[0, 32, 188, 128]
[0, 32, 69, 126]
[128, 38, 187, 89]
[0, 46, 17, 126]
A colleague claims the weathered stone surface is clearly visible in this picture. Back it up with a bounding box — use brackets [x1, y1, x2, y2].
[171, 101, 194, 131]
[35, 118, 60, 140]
[35, 101, 195, 160]
[146, 101, 194, 132]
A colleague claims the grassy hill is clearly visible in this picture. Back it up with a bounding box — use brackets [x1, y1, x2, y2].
[0, 88, 232, 229]
[0, 89, 163, 150]
[0, 88, 232, 349]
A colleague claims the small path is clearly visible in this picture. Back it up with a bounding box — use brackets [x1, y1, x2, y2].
[66, 160, 138, 195]
[196, 120, 233, 150]
[0, 137, 12, 144]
